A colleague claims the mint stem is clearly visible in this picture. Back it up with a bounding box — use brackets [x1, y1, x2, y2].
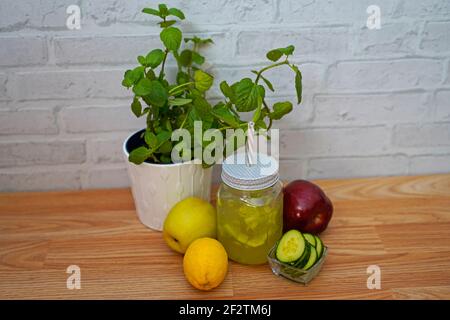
[159, 48, 169, 80]
[218, 122, 248, 131]
[169, 81, 194, 95]
[255, 60, 289, 83]
[262, 100, 273, 130]
[179, 108, 189, 129]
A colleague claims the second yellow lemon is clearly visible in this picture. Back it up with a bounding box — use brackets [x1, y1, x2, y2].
[183, 238, 228, 291]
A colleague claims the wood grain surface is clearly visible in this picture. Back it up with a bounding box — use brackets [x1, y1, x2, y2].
[0, 174, 449, 299]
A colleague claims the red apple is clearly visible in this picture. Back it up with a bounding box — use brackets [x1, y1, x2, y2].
[283, 180, 333, 234]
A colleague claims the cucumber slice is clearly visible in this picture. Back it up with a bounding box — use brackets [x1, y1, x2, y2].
[276, 230, 306, 263]
[314, 235, 324, 258]
[293, 242, 311, 268]
[302, 246, 318, 270]
[303, 233, 316, 247]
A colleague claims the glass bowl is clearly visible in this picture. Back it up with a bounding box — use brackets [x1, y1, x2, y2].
[267, 245, 328, 285]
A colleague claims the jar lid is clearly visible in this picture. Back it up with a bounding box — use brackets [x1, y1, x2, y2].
[221, 152, 279, 191]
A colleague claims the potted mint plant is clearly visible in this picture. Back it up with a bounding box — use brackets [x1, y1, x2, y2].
[122, 4, 302, 230]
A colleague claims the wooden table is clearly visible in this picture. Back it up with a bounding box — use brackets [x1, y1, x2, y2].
[0, 174, 449, 299]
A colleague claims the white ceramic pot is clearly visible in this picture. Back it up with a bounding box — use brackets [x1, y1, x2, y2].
[123, 130, 213, 231]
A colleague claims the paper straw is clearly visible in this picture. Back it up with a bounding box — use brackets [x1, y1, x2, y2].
[246, 122, 256, 166]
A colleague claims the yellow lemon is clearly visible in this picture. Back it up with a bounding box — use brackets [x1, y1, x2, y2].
[183, 238, 228, 291]
[163, 197, 216, 254]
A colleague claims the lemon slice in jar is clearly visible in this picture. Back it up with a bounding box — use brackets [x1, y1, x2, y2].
[223, 224, 249, 244]
[223, 224, 267, 248]
[245, 233, 268, 248]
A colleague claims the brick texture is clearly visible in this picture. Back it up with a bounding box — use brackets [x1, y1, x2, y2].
[0, 109, 58, 135]
[420, 22, 450, 54]
[0, 0, 448, 191]
[0, 139, 86, 167]
[0, 36, 47, 66]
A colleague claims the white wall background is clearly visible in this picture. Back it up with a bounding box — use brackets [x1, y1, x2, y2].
[0, 0, 449, 192]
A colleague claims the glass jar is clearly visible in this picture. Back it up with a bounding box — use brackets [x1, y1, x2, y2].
[217, 153, 283, 265]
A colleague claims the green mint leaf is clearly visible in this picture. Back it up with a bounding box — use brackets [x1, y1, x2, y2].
[158, 4, 169, 17]
[154, 126, 162, 134]
[144, 131, 158, 149]
[160, 27, 182, 51]
[261, 75, 274, 92]
[137, 55, 147, 66]
[129, 146, 151, 164]
[269, 101, 293, 120]
[191, 51, 205, 65]
[122, 71, 133, 88]
[186, 107, 198, 128]
[142, 107, 150, 114]
[158, 20, 177, 28]
[201, 38, 214, 45]
[142, 8, 161, 17]
[131, 97, 142, 117]
[232, 78, 265, 112]
[185, 36, 213, 45]
[158, 140, 173, 154]
[160, 154, 172, 163]
[255, 119, 267, 130]
[146, 69, 156, 80]
[192, 96, 214, 130]
[165, 119, 173, 132]
[122, 66, 145, 88]
[292, 65, 302, 104]
[133, 79, 168, 107]
[193, 96, 212, 114]
[148, 80, 168, 107]
[220, 81, 236, 102]
[179, 49, 192, 67]
[252, 71, 274, 92]
[266, 49, 283, 62]
[212, 102, 240, 127]
[168, 7, 185, 20]
[168, 98, 192, 106]
[252, 95, 263, 122]
[184, 36, 199, 44]
[156, 130, 172, 144]
[279, 45, 295, 55]
[161, 79, 170, 88]
[176, 71, 190, 85]
[146, 49, 165, 68]
[194, 69, 213, 92]
[131, 66, 145, 80]
[266, 45, 295, 61]
[132, 78, 152, 96]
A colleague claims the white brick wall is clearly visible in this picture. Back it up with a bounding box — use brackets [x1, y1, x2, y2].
[326, 59, 443, 91]
[0, 108, 58, 135]
[280, 127, 391, 157]
[0, 139, 86, 167]
[0, 0, 449, 192]
[236, 27, 351, 58]
[0, 36, 47, 66]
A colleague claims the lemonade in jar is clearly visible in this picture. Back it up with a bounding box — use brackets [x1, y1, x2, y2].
[217, 152, 283, 264]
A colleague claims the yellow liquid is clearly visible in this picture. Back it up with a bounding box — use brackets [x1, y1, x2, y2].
[217, 183, 283, 265]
